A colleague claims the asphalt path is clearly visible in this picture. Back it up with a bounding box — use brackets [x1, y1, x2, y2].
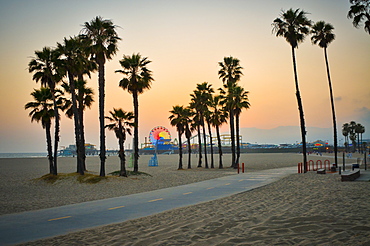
[0, 167, 296, 245]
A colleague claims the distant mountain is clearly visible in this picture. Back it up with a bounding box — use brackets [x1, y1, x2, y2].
[234, 126, 334, 145]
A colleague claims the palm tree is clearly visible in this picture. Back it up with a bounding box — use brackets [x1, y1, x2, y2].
[81, 16, 121, 177]
[358, 124, 366, 153]
[105, 108, 134, 177]
[61, 80, 94, 171]
[311, 20, 338, 166]
[28, 47, 62, 175]
[57, 36, 94, 175]
[233, 86, 250, 166]
[348, 0, 370, 34]
[189, 101, 203, 168]
[190, 83, 212, 168]
[183, 107, 193, 169]
[218, 56, 243, 168]
[169, 106, 188, 170]
[195, 82, 214, 168]
[25, 88, 55, 174]
[116, 53, 154, 173]
[355, 123, 365, 153]
[272, 8, 312, 173]
[342, 123, 350, 152]
[349, 121, 358, 152]
[210, 95, 228, 169]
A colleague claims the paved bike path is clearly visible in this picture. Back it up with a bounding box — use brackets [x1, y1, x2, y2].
[0, 167, 296, 245]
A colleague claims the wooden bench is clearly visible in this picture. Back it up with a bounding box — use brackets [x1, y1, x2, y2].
[341, 169, 360, 181]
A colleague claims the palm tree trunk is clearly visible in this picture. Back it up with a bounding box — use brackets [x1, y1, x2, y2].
[230, 110, 236, 168]
[178, 130, 183, 170]
[133, 91, 140, 172]
[98, 61, 106, 176]
[118, 126, 127, 177]
[197, 124, 202, 167]
[45, 121, 54, 174]
[324, 47, 338, 166]
[235, 113, 241, 167]
[79, 104, 87, 171]
[216, 125, 223, 169]
[291, 47, 307, 172]
[50, 86, 59, 175]
[187, 135, 191, 169]
[207, 121, 214, 168]
[78, 76, 87, 171]
[202, 119, 209, 169]
[68, 72, 84, 175]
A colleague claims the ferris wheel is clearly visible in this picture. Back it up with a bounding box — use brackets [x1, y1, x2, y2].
[149, 126, 171, 144]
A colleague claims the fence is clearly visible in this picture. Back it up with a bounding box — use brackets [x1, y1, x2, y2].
[298, 159, 331, 173]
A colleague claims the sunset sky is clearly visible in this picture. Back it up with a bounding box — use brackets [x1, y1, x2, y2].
[0, 0, 369, 153]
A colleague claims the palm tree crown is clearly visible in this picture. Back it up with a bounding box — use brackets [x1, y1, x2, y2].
[348, 0, 370, 34]
[311, 21, 335, 48]
[28, 47, 62, 88]
[272, 8, 312, 48]
[218, 56, 243, 86]
[116, 53, 154, 93]
[105, 108, 134, 139]
[80, 16, 121, 63]
[25, 87, 54, 128]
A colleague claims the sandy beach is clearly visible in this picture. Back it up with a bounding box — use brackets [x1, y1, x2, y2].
[1, 153, 369, 245]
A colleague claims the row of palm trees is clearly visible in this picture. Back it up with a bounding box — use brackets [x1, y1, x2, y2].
[342, 121, 366, 153]
[26, 16, 153, 177]
[272, 8, 341, 172]
[169, 57, 250, 170]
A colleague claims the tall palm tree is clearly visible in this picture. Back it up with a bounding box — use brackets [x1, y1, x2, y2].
[183, 107, 193, 169]
[348, 0, 370, 34]
[25, 88, 55, 174]
[81, 16, 121, 177]
[195, 82, 214, 168]
[189, 101, 203, 168]
[233, 86, 250, 166]
[342, 123, 350, 152]
[349, 121, 358, 152]
[311, 20, 338, 166]
[169, 106, 188, 170]
[218, 56, 243, 168]
[272, 8, 312, 173]
[57, 36, 92, 175]
[190, 83, 212, 168]
[61, 80, 94, 171]
[355, 123, 365, 153]
[28, 47, 62, 175]
[358, 124, 366, 153]
[210, 95, 228, 169]
[105, 108, 134, 177]
[116, 53, 154, 173]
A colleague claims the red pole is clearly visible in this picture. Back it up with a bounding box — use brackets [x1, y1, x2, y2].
[237, 163, 240, 174]
[309, 160, 314, 171]
[242, 163, 245, 173]
[298, 162, 302, 173]
[317, 160, 322, 169]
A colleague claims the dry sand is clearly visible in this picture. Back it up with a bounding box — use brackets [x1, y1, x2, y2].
[1, 153, 369, 245]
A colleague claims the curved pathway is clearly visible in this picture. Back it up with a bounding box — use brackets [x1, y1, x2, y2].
[0, 167, 296, 245]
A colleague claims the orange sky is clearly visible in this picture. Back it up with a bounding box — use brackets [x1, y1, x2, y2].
[0, 0, 369, 152]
